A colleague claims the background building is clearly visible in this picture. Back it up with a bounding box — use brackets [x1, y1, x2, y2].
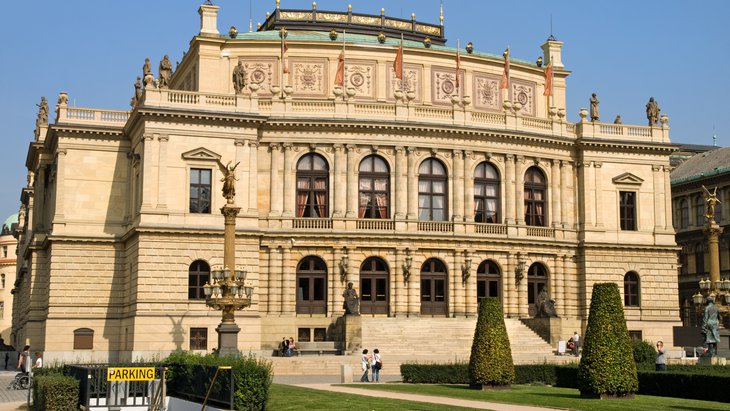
[13, 2, 681, 362]
[0, 213, 18, 344]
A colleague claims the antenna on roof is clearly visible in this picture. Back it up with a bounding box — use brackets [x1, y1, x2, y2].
[439, 0, 443, 26]
[548, 13, 556, 41]
[713, 125, 717, 147]
[249, 0, 253, 32]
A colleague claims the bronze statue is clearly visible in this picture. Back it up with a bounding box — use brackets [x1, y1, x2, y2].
[701, 294, 720, 357]
[589, 93, 599, 121]
[535, 288, 558, 318]
[36, 97, 49, 127]
[158, 55, 173, 88]
[233, 61, 246, 94]
[343, 282, 360, 315]
[613, 115, 622, 124]
[646, 97, 660, 126]
[217, 160, 240, 204]
[702, 185, 722, 222]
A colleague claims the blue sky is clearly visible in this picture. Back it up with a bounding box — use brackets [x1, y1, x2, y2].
[0, 1, 728, 220]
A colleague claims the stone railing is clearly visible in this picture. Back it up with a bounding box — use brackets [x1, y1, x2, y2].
[356, 219, 395, 231]
[292, 218, 333, 229]
[474, 223, 508, 235]
[53, 89, 671, 144]
[417, 221, 454, 233]
[525, 226, 555, 238]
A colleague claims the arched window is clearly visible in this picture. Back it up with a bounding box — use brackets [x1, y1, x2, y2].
[420, 258, 448, 316]
[524, 167, 547, 226]
[74, 328, 94, 350]
[695, 195, 704, 227]
[1, 274, 4, 289]
[296, 154, 329, 218]
[188, 260, 210, 300]
[474, 162, 500, 223]
[358, 156, 390, 219]
[360, 257, 389, 315]
[418, 159, 448, 221]
[624, 272, 640, 307]
[679, 198, 689, 228]
[477, 260, 501, 302]
[296, 256, 327, 314]
[527, 263, 548, 311]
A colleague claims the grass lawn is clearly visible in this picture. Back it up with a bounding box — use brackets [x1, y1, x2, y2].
[268, 384, 481, 410]
[344, 383, 730, 411]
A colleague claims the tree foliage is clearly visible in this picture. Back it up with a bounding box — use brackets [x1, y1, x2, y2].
[468, 297, 515, 387]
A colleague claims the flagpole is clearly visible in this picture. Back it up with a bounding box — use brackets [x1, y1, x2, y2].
[343, 30, 346, 87]
[400, 33, 404, 93]
[456, 39, 460, 96]
[280, 30, 284, 94]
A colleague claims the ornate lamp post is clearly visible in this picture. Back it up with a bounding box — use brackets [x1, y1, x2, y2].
[202, 161, 254, 356]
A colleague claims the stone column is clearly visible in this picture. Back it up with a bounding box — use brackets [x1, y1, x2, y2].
[267, 247, 280, 315]
[333, 144, 346, 218]
[562, 254, 573, 318]
[392, 249, 401, 316]
[594, 162, 603, 227]
[218, 204, 242, 357]
[463, 151, 474, 223]
[235, 140, 249, 212]
[552, 255, 562, 313]
[453, 150, 464, 222]
[394, 146, 407, 219]
[652, 165, 662, 230]
[551, 159, 561, 227]
[269, 144, 282, 216]
[583, 162, 595, 227]
[141, 135, 156, 209]
[248, 142, 259, 214]
[408, 252, 420, 316]
[450, 250, 459, 317]
[157, 135, 169, 209]
[406, 147, 417, 220]
[560, 161, 569, 227]
[705, 222, 725, 291]
[282, 144, 294, 217]
[505, 155, 516, 224]
[663, 167, 673, 230]
[345, 145, 357, 218]
[281, 246, 293, 315]
[515, 156, 525, 225]
[53, 149, 67, 221]
[504, 253, 517, 317]
[517, 253, 528, 318]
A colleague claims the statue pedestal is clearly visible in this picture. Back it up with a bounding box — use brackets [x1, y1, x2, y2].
[216, 322, 241, 357]
[343, 315, 362, 354]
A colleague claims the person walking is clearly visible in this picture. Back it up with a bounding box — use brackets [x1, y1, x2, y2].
[360, 349, 370, 382]
[572, 331, 580, 356]
[17, 345, 30, 374]
[371, 348, 382, 383]
[655, 341, 667, 371]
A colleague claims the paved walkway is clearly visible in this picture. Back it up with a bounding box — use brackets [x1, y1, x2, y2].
[0, 370, 28, 411]
[291, 383, 566, 411]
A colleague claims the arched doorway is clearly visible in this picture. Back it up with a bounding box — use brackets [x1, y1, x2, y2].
[360, 257, 389, 315]
[296, 256, 328, 314]
[420, 258, 448, 316]
[527, 263, 548, 317]
[477, 260, 501, 302]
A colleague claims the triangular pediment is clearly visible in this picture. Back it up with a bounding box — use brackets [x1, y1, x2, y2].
[612, 172, 644, 185]
[181, 147, 221, 161]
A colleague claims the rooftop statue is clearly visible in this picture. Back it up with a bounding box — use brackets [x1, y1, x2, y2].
[646, 97, 660, 126]
[132, 77, 142, 106]
[36, 96, 49, 127]
[143, 58, 154, 87]
[158, 55, 173, 89]
[589, 93, 599, 122]
[613, 115, 622, 124]
[217, 160, 240, 204]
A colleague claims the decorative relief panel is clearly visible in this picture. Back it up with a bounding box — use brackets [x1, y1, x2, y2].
[243, 58, 276, 95]
[473, 73, 500, 111]
[387, 64, 422, 102]
[431, 67, 464, 105]
[291, 58, 327, 97]
[511, 80, 536, 116]
[343, 60, 376, 99]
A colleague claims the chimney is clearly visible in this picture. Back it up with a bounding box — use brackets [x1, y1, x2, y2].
[198, 2, 220, 37]
[541, 38, 564, 69]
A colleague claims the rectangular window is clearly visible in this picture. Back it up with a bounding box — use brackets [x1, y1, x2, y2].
[190, 328, 208, 350]
[619, 191, 636, 231]
[190, 169, 211, 213]
[628, 330, 642, 343]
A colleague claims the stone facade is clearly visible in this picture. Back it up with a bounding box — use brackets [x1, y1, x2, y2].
[12, 3, 681, 361]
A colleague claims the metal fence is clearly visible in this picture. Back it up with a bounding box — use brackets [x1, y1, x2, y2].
[165, 363, 235, 409]
[65, 365, 166, 409]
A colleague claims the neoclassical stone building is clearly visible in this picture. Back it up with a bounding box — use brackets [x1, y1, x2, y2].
[13, 3, 681, 361]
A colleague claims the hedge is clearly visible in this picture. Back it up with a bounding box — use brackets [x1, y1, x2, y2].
[32, 372, 79, 411]
[163, 351, 272, 410]
[399, 362, 730, 402]
[468, 297, 515, 387]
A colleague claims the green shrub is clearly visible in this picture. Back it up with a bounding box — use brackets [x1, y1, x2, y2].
[632, 340, 656, 366]
[32, 373, 79, 411]
[401, 362, 468, 384]
[163, 350, 272, 410]
[577, 283, 638, 397]
[637, 370, 730, 402]
[468, 297, 515, 387]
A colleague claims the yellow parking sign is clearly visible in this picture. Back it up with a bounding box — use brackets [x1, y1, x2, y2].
[107, 367, 156, 381]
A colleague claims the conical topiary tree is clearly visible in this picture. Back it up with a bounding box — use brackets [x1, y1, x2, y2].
[468, 297, 515, 389]
[578, 282, 638, 398]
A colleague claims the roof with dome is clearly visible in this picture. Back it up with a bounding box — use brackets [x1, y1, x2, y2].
[1, 213, 18, 236]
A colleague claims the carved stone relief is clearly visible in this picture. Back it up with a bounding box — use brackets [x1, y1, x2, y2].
[473, 73, 500, 111]
[244, 58, 276, 95]
[291, 58, 327, 96]
[344, 60, 375, 99]
[387, 64, 421, 102]
[511, 80, 536, 116]
[431, 67, 464, 105]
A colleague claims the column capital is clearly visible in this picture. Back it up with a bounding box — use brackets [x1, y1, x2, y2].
[395, 145, 405, 153]
[333, 143, 343, 152]
[282, 143, 293, 151]
[269, 143, 280, 151]
[234, 139, 247, 147]
[249, 141, 260, 148]
[452, 149, 463, 159]
[593, 161, 603, 168]
[345, 144, 357, 152]
[157, 135, 169, 142]
[406, 146, 415, 155]
[142, 135, 154, 142]
[505, 153, 515, 162]
[651, 164, 661, 172]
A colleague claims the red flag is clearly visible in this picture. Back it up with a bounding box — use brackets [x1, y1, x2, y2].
[543, 63, 553, 96]
[393, 46, 403, 80]
[334, 50, 345, 86]
[500, 48, 510, 89]
[281, 32, 290, 74]
[455, 46, 461, 89]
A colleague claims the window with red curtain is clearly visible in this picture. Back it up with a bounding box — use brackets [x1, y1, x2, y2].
[474, 162, 500, 223]
[296, 153, 329, 218]
[524, 166, 547, 226]
[418, 158, 448, 221]
[358, 155, 390, 219]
